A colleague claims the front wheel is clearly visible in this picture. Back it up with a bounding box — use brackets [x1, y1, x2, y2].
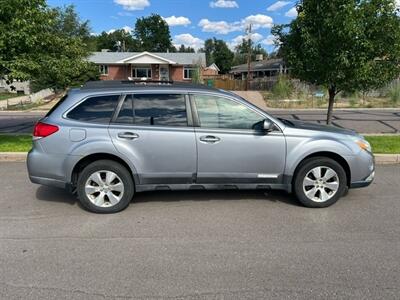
[293, 157, 347, 208]
[77, 160, 134, 213]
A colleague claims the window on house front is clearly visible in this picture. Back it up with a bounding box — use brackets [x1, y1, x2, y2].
[99, 65, 108, 75]
[183, 67, 195, 80]
[132, 68, 152, 79]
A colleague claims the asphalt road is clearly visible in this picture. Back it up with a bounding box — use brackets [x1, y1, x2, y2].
[1, 163, 399, 299]
[0, 109, 399, 134]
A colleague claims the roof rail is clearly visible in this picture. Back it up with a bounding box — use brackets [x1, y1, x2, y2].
[81, 80, 217, 91]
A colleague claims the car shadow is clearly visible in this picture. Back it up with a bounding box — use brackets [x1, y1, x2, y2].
[133, 189, 300, 207]
[35, 186, 77, 205]
[35, 186, 300, 207]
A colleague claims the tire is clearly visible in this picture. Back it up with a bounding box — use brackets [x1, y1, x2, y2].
[77, 160, 134, 213]
[293, 157, 347, 208]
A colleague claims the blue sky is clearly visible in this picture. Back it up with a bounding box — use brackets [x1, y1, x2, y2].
[47, 0, 298, 52]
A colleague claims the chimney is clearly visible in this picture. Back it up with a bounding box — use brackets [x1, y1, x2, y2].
[256, 54, 263, 61]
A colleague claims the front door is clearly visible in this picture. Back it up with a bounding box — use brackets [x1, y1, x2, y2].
[192, 94, 286, 184]
[108, 93, 196, 185]
[159, 65, 170, 81]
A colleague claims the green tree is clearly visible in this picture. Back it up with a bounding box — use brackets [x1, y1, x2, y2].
[52, 5, 97, 51]
[134, 14, 174, 52]
[233, 39, 268, 65]
[273, 0, 400, 124]
[178, 45, 195, 53]
[95, 30, 139, 52]
[0, 0, 98, 91]
[200, 38, 234, 73]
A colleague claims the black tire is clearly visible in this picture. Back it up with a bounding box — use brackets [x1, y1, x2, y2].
[77, 160, 134, 213]
[293, 157, 347, 208]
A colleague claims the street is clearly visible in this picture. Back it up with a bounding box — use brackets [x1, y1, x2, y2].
[0, 162, 399, 299]
[0, 109, 400, 134]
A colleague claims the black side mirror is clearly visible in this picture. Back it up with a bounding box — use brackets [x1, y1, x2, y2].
[263, 119, 274, 132]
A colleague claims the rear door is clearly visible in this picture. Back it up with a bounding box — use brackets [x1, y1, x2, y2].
[108, 93, 197, 185]
[191, 93, 286, 184]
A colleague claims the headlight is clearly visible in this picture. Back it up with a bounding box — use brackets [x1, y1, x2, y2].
[350, 136, 372, 153]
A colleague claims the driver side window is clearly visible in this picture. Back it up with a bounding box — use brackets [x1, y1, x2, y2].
[193, 95, 264, 130]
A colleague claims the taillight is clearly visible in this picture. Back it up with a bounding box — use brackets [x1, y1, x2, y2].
[33, 122, 59, 138]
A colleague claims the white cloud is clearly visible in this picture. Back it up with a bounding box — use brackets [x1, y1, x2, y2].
[122, 26, 133, 33]
[114, 0, 150, 11]
[107, 26, 133, 34]
[243, 14, 274, 30]
[173, 33, 204, 50]
[232, 33, 263, 45]
[228, 33, 264, 50]
[198, 19, 241, 34]
[210, 0, 239, 8]
[199, 14, 273, 35]
[163, 16, 191, 26]
[267, 1, 291, 12]
[262, 35, 276, 46]
[117, 11, 134, 17]
[285, 7, 298, 17]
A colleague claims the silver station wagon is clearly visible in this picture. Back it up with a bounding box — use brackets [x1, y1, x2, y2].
[27, 81, 375, 213]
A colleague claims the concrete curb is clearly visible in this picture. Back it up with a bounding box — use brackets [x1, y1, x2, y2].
[0, 152, 399, 164]
[0, 152, 27, 162]
[374, 154, 400, 164]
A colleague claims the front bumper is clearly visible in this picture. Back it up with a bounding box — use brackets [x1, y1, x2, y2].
[350, 170, 375, 188]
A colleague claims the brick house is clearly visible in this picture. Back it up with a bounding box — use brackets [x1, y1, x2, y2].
[88, 51, 206, 82]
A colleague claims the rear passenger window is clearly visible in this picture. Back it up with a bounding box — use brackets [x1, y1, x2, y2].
[67, 95, 120, 123]
[115, 95, 134, 124]
[133, 94, 187, 127]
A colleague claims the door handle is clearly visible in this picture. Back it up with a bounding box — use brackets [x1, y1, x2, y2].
[118, 132, 139, 140]
[200, 135, 221, 144]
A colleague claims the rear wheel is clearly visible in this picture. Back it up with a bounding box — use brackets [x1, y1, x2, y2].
[77, 160, 134, 213]
[293, 157, 347, 208]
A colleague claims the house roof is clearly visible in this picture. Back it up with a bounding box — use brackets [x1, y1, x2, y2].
[205, 63, 220, 71]
[88, 52, 206, 67]
[230, 58, 285, 73]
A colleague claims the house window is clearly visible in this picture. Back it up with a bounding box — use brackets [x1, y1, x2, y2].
[183, 67, 195, 80]
[132, 67, 152, 79]
[99, 65, 108, 75]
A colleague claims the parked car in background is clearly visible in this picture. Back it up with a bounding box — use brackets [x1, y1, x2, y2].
[27, 81, 375, 213]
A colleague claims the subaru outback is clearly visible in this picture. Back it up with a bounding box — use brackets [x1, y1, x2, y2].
[27, 81, 375, 213]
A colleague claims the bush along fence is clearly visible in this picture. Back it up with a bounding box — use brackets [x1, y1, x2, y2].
[0, 88, 54, 110]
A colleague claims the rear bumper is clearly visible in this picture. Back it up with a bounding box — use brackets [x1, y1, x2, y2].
[27, 147, 77, 191]
[29, 175, 67, 189]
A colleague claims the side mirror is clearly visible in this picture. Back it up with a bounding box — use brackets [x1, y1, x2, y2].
[263, 119, 274, 132]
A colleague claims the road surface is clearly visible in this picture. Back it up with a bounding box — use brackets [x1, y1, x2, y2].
[1, 163, 399, 299]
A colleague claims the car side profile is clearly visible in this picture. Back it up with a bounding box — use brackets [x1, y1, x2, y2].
[27, 81, 375, 213]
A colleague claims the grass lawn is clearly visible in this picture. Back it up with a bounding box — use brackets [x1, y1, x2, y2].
[0, 135, 32, 152]
[0, 93, 21, 101]
[0, 134, 399, 154]
[365, 136, 400, 154]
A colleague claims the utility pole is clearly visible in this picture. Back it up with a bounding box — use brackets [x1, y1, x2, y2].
[246, 24, 252, 91]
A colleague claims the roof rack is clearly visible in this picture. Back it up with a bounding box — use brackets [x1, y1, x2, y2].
[81, 80, 216, 91]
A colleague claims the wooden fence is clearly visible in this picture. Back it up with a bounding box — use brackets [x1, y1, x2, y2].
[206, 77, 279, 91]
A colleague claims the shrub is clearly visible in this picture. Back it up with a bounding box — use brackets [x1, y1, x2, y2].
[389, 81, 400, 105]
[272, 75, 293, 99]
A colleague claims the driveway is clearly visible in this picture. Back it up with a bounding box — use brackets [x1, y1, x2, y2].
[1, 109, 399, 134]
[1, 162, 399, 299]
